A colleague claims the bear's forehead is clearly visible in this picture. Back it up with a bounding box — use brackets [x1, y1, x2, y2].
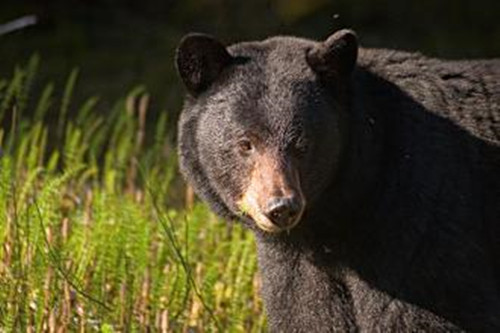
[222, 37, 321, 105]
[228, 36, 317, 83]
[199, 37, 328, 137]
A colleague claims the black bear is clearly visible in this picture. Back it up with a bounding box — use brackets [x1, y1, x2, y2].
[175, 30, 500, 332]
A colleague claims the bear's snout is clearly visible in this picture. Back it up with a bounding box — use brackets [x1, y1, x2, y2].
[264, 196, 303, 228]
[237, 151, 305, 233]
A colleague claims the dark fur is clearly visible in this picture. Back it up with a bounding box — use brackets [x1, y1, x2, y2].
[176, 32, 500, 332]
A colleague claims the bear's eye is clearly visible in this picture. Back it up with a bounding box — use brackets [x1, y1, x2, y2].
[237, 139, 254, 155]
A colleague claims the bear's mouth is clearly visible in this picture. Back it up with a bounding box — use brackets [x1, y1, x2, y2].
[237, 152, 305, 233]
[238, 193, 305, 233]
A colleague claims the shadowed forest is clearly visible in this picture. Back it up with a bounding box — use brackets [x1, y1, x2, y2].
[2, 0, 499, 114]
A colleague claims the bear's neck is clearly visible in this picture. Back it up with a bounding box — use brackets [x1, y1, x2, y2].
[296, 66, 390, 248]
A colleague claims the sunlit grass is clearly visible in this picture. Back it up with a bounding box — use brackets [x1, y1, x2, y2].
[0, 56, 266, 332]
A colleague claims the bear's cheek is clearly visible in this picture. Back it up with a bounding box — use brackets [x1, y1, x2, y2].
[209, 152, 247, 209]
[299, 136, 342, 204]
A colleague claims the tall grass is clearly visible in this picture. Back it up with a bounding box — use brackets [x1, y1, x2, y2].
[0, 56, 266, 332]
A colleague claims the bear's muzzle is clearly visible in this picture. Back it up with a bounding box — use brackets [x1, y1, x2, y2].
[237, 152, 305, 233]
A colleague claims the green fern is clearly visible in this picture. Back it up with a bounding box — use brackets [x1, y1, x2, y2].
[0, 57, 266, 332]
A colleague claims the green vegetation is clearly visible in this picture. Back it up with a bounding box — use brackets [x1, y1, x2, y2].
[0, 56, 265, 332]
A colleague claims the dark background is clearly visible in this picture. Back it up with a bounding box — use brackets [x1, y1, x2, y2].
[1, 0, 499, 119]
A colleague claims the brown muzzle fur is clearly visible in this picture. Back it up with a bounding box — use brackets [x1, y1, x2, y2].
[238, 151, 305, 233]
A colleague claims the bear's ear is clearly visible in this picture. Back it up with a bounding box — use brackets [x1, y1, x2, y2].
[306, 29, 358, 79]
[175, 33, 233, 96]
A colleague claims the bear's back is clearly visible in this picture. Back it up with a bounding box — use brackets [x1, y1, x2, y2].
[343, 49, 500, 331]
[359, 48, 500, 143]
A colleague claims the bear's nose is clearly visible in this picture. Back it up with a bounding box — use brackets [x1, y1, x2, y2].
[265, 196, 302, 228]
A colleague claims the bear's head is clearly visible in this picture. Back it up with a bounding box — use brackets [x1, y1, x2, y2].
[176, 30, 358, 233]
